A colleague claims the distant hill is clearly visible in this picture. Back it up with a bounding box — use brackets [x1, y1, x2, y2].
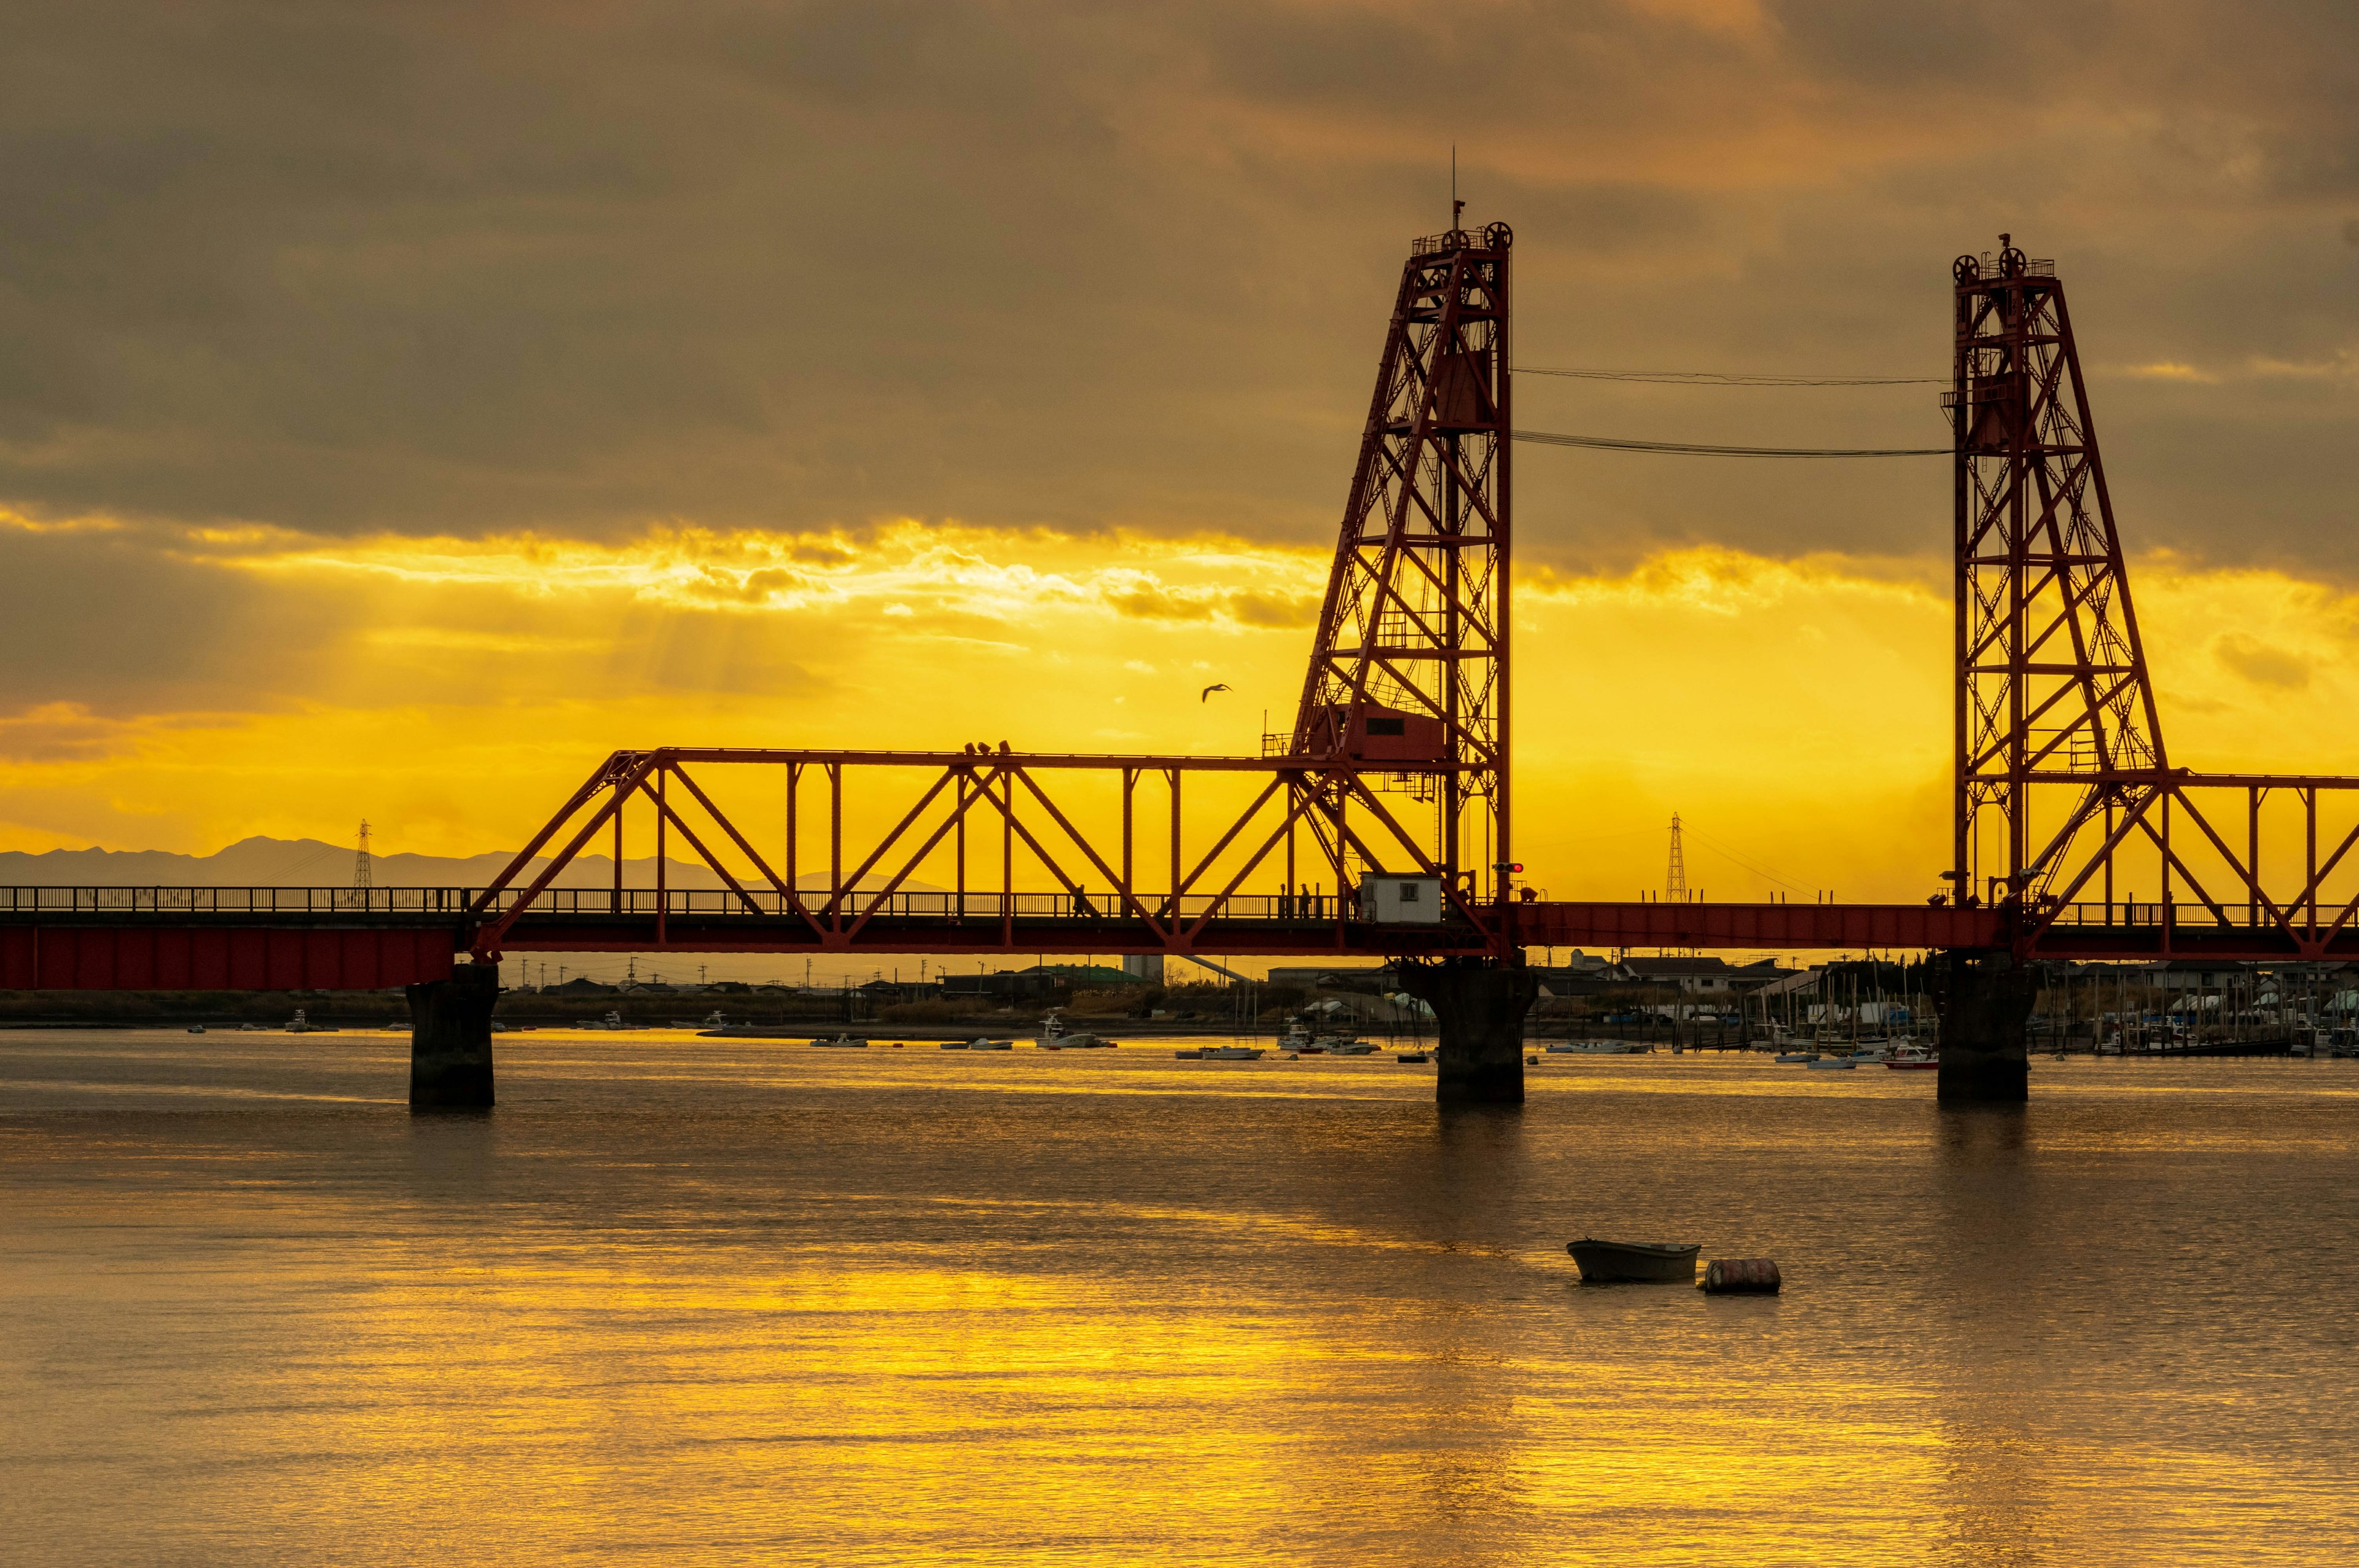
[0, 835, 941, 892]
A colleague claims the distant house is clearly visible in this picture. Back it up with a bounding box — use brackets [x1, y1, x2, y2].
[549, 977, 619, 996]
[1616, 956, 1785, 994]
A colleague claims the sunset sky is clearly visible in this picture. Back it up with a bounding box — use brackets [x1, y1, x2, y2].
[3, 1, 2357, 906]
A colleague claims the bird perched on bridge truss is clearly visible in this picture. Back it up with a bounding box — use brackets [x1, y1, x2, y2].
[1200, 683, 1232, 703]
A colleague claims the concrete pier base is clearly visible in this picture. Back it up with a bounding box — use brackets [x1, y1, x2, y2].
[1396, 959, 1540, 1105]
[1928, 949, 2034, 1102]
[408, 961, 497, 1110]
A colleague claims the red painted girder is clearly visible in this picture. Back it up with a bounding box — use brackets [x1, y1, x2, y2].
[489, 917, 1494, 959]
[1511, 902, 2003, 951]
[0, 925, 457, 991]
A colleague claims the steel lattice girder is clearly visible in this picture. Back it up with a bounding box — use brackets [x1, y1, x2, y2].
[463, 747, 1512, 961]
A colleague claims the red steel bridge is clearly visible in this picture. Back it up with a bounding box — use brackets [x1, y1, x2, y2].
[7, 226, 2357, 998]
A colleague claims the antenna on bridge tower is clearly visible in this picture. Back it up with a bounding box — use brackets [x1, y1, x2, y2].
[1949, 236, 2164, 909]
[1666, 813, 1687, 903]
[353, 819, 372, 891]
[1291, 216, 1512, 906]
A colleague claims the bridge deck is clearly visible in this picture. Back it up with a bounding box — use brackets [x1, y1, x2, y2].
[2, 889, 2349, 990]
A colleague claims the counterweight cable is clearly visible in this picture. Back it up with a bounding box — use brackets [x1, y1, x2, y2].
[1512, 428, 1949, 459]
[1517, 366, 1944, 386]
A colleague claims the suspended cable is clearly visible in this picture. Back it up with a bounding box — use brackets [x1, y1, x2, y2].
[1512, 428, 1948, 458]
[1683, 825, 1823, 899]
[1517, 366, 1944, 386]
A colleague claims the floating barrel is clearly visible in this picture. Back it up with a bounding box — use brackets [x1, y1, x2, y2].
[1701, 1258, 1782, 1294]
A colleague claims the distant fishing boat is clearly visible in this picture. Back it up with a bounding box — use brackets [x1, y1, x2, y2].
[1201, 1045, 1264, 1061]
[283, 1010, 339, 1034]
[810, 1035, 869, 1048]
[1885, 1044, 1938, 1069]
[968, 1039, 1014, 1051]
[1806, 1057, 1856, 1070]
[1775, 1051, 1820, 1064]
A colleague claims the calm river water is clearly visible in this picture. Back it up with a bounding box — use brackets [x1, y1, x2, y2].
[5, 1029, 2358, 1566]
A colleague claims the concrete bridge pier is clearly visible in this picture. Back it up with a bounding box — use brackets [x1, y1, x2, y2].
[1396, 958, 1540, 1105]
[1929, 948, 2035, 1102]
[408, 961, 498, 1110]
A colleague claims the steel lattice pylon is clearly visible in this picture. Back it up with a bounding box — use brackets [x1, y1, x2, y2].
[1290, 220, 1513, 904]
[1949, 236, 2165, 905]
[1949, 238, 2359, 958]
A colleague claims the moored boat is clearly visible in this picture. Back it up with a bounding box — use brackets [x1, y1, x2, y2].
[1885, 1044, 1939, 1069]
[1035, 1009, 1116, 1049]
[1202, 1045, 1264, 1061]
[1805, 1056, 1857, 1069]
[1566, 1238, 1702, 1283]
[810, 1035, 869, 1048]
[1775, 1051, 1820, 1064]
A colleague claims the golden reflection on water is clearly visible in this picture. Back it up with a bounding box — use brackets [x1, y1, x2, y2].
[5, 1034, 2359, 1564]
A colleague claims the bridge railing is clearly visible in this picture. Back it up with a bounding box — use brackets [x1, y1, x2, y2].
[2043, 900, 2349, 934]
[0, 886, 1370, 924]
[495, 887, 1359, 923]
[0, 886, 475, 915]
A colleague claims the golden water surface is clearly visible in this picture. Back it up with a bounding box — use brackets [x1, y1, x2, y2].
[5, 1032, 2358, 1565]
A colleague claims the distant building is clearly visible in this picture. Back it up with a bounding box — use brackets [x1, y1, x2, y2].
[942, 969, 1058, 1003]
[1615, 956, 1786, 994]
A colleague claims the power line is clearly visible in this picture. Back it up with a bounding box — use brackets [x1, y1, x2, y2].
[1683, 823, 1823, 898]
[1517, 366, 1944, 386]
[1513, 427, 1948, 459]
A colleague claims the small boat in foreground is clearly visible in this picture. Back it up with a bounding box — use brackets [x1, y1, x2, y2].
[1202, 1045, 1264, 1061]
[1885, 1045, 1939, 1070]
[1775, 1051, 1820, 1063]
[969, 1038, 1014, 1051]
[810, 1035, 869, 1048]
[1805, 1057, 1857, 1070]
[1566, 1238, 1702, 1284]
[1396, 1051, 1429, 1063]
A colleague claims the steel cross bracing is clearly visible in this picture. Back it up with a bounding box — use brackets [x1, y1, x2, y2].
[1948, 243, 2359, 959]
[1289, 222, 1512, 908]
[461, 747, 1505, 961]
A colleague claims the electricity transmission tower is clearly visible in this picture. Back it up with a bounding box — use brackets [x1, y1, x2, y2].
[1666, 813, 1687, 902]
[353, 821, 373, 891]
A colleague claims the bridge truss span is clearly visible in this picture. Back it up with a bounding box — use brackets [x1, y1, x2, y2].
[465, 746, 1507, 961]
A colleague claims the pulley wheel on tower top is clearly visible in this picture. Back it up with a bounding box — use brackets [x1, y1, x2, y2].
[1483, 221, 1513, 250]
[1952, 254, 1981, 284]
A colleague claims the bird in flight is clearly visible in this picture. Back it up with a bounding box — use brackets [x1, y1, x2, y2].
[1200, 683, 1232, 703]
